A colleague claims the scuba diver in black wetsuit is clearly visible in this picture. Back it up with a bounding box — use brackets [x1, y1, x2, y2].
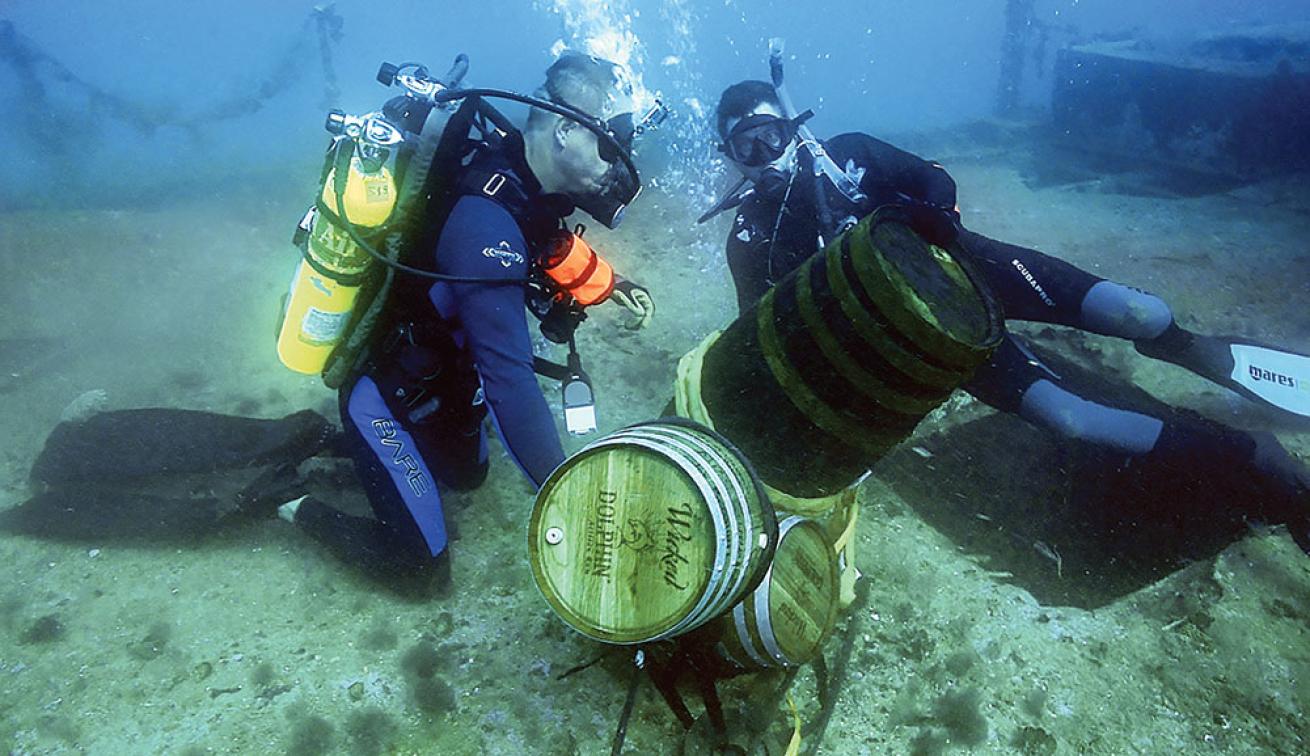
[700, 64, 1310, 547]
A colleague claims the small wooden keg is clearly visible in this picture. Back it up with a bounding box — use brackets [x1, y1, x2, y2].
[714, 516, 840, 669]
[529, 421, 777, 644]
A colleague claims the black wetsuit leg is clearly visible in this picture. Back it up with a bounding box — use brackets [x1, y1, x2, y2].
[956, 231, 1261, 464]
[958, 229, 1173, 337]
[959, 229, 1173, 453]
[965, 333, 1167, 453]
[960, 231, 1310, 419]
[959, 232, 1308, 540]
[965, 332, 1288, 481]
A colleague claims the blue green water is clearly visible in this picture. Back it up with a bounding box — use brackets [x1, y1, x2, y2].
[1, 1, 1308, 753]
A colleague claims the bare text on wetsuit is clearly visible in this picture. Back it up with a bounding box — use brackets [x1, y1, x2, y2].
[371, 419, 430, 496]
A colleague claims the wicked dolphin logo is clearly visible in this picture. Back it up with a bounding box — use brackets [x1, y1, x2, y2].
[481, 240, 525, 268]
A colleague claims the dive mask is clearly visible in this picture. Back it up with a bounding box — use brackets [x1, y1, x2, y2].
[578, 110, 642, 228]
[592, 99, 669, 163]
[562, 100, 668, 228]
[719, 110, 812, 167]
[572, 160, 641, 230]
[547, 87, 669, 228]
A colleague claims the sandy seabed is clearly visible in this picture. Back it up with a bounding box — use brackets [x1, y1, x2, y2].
[1, 124, 1308, 754]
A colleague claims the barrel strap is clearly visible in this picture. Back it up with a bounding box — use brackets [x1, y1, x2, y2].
[673, 328, 721, 426]
[784, 694, 803, 756]
[832, 497, 861, 610]
[675, 330, 863, 608]
[674, 330, 853, 517]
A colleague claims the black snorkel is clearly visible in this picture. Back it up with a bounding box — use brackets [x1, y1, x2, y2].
[695, 176, 753, 225]
[767, 38, 866, 246]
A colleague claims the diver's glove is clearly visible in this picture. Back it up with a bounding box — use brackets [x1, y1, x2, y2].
[610, 277, 654, 330]
[901, 202, 961, 248]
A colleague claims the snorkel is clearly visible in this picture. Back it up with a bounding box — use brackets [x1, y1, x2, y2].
[766, 38, 866, 245]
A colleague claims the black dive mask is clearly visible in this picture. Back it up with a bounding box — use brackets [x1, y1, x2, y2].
[572, 157, 642, 229]
[547, 92, 668, 229]
[571, 110, 641, 228]
[718, 110, 812, 167]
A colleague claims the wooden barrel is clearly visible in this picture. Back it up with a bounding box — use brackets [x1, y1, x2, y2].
[528, 420, 778, 644]
[713, 516, 840, 669]
[700, 207, 1004, 496]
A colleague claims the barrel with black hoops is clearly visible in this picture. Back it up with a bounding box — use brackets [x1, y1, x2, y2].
[700, 206, 1004, 497]
[528, 420, 778, 645]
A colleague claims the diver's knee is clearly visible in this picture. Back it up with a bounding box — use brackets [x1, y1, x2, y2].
[1018, 379, 1161, 453]
[1035, 406, 1095, 444]
[1081, 281, 1173, 340]
[1018, 380, 1092, 440]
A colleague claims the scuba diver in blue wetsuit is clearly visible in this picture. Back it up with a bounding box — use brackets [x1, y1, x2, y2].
[699, 46, 1310, 548]
[10, 53, 663, 592]
[271, 52, 661, 586]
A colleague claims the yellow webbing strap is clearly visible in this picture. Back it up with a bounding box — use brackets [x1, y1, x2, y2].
[675, 331, 863, 608]
[673, 329, 722, 424]
[784, 694, 802, 756]
[675, 330, 847, 514]
[832, 496, 861, 609]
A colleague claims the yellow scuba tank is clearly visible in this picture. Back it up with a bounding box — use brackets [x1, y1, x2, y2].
[277, 146, 398, 374]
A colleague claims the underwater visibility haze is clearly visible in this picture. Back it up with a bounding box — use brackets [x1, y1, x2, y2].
[1, 0, 1309, 753]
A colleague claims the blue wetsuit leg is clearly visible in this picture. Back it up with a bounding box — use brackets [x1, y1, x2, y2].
[292, 369, 488, 574]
